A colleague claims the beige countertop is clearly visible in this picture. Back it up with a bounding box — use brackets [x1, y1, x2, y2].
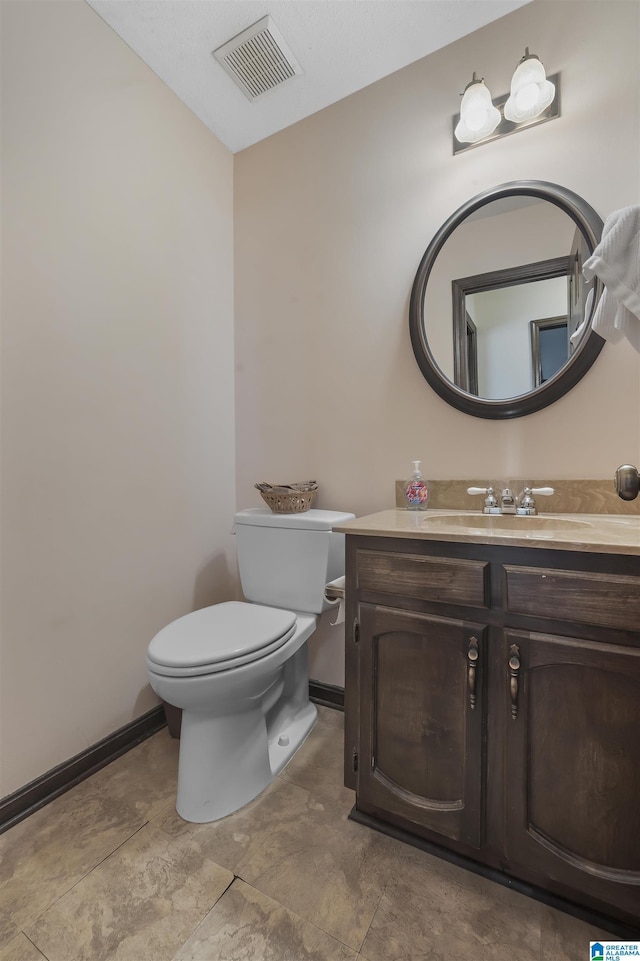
[334, 508, 640, 555]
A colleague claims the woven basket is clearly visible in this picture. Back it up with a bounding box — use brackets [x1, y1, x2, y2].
[255, 481, 318, 514]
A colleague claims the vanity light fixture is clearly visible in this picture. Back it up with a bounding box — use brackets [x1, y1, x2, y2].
[453, 52, 559, 154]
[504, 48, 555, 123]
[454, 73, 501, 144]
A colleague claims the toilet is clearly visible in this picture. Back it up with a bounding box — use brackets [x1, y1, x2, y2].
[146, 507, 355, 823]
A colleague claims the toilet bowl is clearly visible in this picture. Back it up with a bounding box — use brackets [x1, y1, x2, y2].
[146, 508, 355, 823]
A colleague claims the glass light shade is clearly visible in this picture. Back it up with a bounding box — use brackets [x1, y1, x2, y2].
[454, 79, 501, 144]
[504, 54, 555, 123]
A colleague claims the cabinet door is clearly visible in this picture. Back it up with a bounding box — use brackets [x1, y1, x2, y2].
[357, 603, 486, 847]
[505, 629, 640, 922]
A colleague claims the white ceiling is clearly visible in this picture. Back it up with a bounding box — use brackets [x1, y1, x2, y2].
[86, 0, 531, 154]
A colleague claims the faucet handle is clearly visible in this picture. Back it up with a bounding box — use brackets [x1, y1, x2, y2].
[467, 486, 498, 511]
[518, 486, 555, 514]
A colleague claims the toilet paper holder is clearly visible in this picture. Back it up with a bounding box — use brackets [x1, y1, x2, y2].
[324, 575, 346, 625]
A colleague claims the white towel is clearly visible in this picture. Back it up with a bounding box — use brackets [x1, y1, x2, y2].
[569, 288, 593, 348]
[583, 205, 640, 350]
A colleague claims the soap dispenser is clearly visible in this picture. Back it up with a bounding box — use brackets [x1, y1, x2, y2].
[404, 461, 430, 511]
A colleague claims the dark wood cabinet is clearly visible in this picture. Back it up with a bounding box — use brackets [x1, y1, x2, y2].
[357, 604, 487, 847]
[504, 628, 640, 920]
[344, 533, 640, 930]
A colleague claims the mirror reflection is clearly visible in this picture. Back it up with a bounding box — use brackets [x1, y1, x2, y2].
[424, 197, 594, 401]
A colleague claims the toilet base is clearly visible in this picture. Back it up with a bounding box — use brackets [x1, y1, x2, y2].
[172, 633, 318, 823]
[267, 700, 317, 777]
[176, 698, 317, 823]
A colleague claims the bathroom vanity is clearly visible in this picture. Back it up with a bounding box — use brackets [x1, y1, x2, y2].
[335, 509, 640, 931]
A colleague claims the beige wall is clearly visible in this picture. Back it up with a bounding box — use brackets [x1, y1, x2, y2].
[235, 0, 640, 685]
[0, 1, 237, 795]
[2, 0, 639, 793]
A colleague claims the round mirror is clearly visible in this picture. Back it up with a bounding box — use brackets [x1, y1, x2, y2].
[409, 181, 605, 419]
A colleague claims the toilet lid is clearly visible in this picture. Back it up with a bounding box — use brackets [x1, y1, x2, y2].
[146, 601, 297, 673]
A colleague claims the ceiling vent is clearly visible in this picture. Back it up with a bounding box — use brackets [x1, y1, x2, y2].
[213, 16, 302, 101]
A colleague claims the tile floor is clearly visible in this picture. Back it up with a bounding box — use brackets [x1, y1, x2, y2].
[1, 705, 613, 961]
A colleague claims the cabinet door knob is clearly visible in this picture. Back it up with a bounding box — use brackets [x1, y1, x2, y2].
[508, 644, 521, 720]
[467, 636, 479, 710]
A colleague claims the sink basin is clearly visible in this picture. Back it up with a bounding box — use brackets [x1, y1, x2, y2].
[422, 513, 593, 532]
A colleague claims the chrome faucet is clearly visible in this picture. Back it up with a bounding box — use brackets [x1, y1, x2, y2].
[500, 488, 516, 514]
[467, 484, 554, 515]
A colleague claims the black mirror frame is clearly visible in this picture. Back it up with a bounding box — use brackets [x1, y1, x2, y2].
[409, 181, 605, 419]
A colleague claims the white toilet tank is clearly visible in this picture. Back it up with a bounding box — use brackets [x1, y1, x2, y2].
[234, 508, 355, 614]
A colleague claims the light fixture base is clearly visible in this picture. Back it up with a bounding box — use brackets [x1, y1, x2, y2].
[453, 72, 560, 155]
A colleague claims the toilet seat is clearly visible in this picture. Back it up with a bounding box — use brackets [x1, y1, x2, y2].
[146, 601, 297, 678]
